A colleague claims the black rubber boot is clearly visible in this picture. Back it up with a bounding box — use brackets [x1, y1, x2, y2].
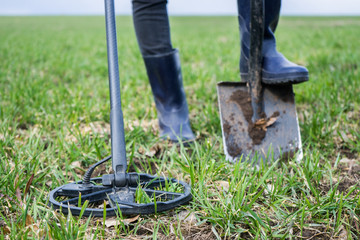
[143, 49, 195, 142]
[238, 0, 309, 84]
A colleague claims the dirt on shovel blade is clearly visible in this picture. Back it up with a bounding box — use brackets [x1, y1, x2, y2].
[229, 89, 281, 146]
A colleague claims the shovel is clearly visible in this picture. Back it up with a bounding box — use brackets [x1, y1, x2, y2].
[217, 0, 302, 163]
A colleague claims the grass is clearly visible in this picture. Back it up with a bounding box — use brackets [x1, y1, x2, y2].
[0, 15, 359, 239]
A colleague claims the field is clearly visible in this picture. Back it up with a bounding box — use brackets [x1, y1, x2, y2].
[0, 16, 359, 239]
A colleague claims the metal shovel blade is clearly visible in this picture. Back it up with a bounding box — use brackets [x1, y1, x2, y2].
[217, 81, 302, 163]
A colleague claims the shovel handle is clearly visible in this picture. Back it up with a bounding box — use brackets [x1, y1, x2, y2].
[104, 0, 127, 182]
[249, 0, 265, 121]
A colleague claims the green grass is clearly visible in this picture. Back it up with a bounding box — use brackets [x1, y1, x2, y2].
[0, 16, 359, 239]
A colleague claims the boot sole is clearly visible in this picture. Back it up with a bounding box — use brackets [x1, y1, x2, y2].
[241, 72, 309, 85]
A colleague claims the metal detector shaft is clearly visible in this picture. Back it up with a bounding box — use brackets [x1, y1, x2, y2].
[104, 0, 127, 185]
[249, 0, 264, 121]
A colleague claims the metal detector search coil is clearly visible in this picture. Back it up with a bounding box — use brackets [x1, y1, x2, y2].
[49, 164, 192, 217]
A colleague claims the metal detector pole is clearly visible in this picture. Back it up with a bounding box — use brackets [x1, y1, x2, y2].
[104, 0, 127, 187]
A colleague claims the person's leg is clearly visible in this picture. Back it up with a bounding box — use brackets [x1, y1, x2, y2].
[132, 0, 172, 55]
[132, 0, 195, 142]
[237, 0, 309, 84]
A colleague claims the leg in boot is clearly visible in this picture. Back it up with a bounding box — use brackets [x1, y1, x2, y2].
[143, 50, 195, 142]
[132, 0, 195, 142]
[238, 0, 309, 84]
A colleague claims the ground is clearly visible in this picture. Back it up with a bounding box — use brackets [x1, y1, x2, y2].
[0, 16, 359, 239]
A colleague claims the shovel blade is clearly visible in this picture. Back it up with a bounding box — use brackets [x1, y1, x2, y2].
[217, 82, 302, 164]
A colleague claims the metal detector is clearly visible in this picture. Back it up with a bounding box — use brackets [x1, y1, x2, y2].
[49, 0, 192, 217]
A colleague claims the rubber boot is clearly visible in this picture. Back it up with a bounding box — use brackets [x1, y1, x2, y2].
[143, 49, 195, 142]
[238, 0, 309, 84]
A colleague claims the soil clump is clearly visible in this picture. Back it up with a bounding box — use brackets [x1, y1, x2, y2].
[228, 90, 280, 145]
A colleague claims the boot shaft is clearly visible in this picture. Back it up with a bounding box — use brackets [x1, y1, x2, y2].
[143, 49, 185, 111]
[142, 49, 195, 141]
[238, 0, 281, 57]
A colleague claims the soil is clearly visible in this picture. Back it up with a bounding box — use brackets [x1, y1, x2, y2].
[297, 229, 330, 240]
[227, 143, 243, 158]
[339, 147, 357, 159]
[17, 122, 29, 130]
[229, 89, 266, 145]
[337, 178, 358, 192]
[222, 120, 232, 137]
[228, 90, 281, 146]
[223, 120, 243, 157]
[229, 89, 253, 123]
[271, 111, 280, 118]
[320, 168, 360, 197]
[248, 124, 266, 145]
